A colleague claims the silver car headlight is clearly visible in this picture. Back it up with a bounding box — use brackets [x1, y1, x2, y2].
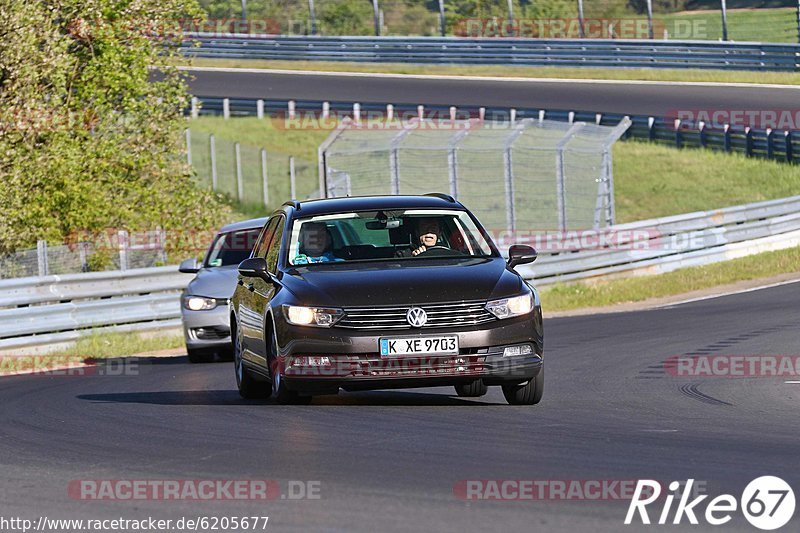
[183, 296, 218, 311]
[485, 292, 534, 319]
[282, 305, 343, 327]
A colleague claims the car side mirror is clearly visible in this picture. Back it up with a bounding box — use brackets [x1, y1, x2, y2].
[507, 245, 537, 269]
[238, 257, 269, 280]
[178, 258, 201, 273]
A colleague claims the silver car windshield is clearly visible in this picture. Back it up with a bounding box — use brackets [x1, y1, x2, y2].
[287, 209, 496, 266]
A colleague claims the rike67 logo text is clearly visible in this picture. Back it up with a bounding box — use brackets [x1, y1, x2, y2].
[625, 477, 795, 530]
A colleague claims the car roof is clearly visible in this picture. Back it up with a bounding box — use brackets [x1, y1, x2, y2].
[218, 217, 268, 233]
[288, 195, 463, 218]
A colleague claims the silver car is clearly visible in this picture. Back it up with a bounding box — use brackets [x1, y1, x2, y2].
[178, 217, 266, 363]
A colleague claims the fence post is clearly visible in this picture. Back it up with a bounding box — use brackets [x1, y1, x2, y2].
[79, 242, 89, 272]
[506, 0, 513, 27]
[646, 0, 654, 39]
[674, 119, 683, 149]
[289, 156, 297, 199]
[503, 148, 516, 235]
[438, 0, 446, 36]
[797, 0, 800, 44]
[745, 127, 753, 157]
[261, 149, 269, 208]
[257, 99, 264, 119]
[235, 142, 244, 202]
[185, 128, 192, 166]
[724, 124, 732, 152]
[698, 121, 706, 148]
[766, 128, 774, 159]
[118, 230, 128, 272]
[209, 134, 218, 191]
[223, 98, 230, 119]
[372, 0, 380, 36]
[720, 0, 729, 41]
[190, 97, 199, 119]
[577, 0, 585, 38]
[36, 240, 49, 277]
[308, 0, 317, 35]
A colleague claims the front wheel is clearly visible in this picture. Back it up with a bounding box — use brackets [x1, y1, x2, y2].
[234, 322, 271, 399]
[502, 367, 544, 406]
[267, 329, 312, 405]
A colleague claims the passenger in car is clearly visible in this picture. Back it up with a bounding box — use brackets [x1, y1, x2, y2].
[294, 222, 343, 264]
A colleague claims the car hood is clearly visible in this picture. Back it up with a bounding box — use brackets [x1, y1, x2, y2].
[282, 258, 525, 307]
[186, 265, 240, 299]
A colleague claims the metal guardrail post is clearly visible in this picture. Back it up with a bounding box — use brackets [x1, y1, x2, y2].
[223, 98, 230, 119]
[256, 99, 264, 119]
[674, 119, 683, 149]
[767, 129, 775, 159]
[746, 128, 754, 157]
[724, 124, 732, 152]
[209, 134, 218, 191]
[235, 142, 244, 202]
[786, 131, 794, 162]
[261, 149, 269, 208]
[36, 240, 49, 277]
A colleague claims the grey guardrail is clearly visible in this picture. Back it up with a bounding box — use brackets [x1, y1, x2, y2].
[0, 267, 194, 351]
[183, 33, 800, 71]
[2, 194, 799, 350]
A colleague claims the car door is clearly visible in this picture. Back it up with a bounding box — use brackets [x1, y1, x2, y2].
[250, 215, 286, 366]
[239, 217, 278, 366]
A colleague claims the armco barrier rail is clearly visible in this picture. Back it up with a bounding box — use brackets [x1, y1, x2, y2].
[183, 34, 800, 72]
[2, 196, 800, 352]
[189, 97, 800, 164]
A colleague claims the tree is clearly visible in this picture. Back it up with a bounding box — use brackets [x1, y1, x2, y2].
[0, 0, 231, 256]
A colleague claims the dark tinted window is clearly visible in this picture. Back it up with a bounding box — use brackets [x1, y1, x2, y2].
[204, 228, 261, 267]
[254, 218, 279, 259]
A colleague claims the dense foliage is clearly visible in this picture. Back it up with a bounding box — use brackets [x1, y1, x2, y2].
[0, 0, 231, 254]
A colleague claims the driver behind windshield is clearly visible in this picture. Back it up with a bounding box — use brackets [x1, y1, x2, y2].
[411, 217, 443, 256]
[294, 222, 343, 264]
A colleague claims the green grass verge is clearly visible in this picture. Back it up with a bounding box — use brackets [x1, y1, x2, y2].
[664, 7, 798, 43]
[182, 57, 800, 86]
[186, 116, 800, 223]
[541, 245, 800, 312]
[50, 331, 185, 359]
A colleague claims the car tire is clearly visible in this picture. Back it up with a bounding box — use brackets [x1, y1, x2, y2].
[454, 379, 488, 397]
[233, 321, 271, 399]
[266, 328, 312, 405]
[502, 367, 544, 406]
[187, 347, 214, 364]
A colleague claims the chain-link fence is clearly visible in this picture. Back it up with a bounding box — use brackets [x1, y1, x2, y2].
[194, 0, 800, 42]
[186, 129, 318, 211]
[0, 234, 169, 279]
[319, 117, 630, 233]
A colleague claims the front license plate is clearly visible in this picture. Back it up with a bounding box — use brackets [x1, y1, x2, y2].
[379, 336, 459, 357]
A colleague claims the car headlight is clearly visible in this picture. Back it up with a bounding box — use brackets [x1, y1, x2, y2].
[282, 305, 343, 327]
[485, 292, 534, 319]
[183, 296, 219, 311]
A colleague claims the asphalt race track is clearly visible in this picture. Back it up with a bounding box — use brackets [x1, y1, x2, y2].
[1, 281, 798, 531]
[185, 68, 800, 117]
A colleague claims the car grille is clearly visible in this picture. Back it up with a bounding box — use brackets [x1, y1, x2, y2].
[336, 301, 496, 330]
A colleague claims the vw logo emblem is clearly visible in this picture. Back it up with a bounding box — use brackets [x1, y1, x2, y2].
[406, 307, 427, 327]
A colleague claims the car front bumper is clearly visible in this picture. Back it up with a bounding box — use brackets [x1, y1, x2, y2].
[181, 304, 232, 353]
[274, 314, 543, 394]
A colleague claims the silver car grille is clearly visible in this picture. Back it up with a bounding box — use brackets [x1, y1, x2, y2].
[337, 301, 496, 330]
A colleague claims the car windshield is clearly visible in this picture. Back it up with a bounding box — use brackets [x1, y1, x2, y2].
[205, 228, 261, 267]
[288, 209, 496, 266]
